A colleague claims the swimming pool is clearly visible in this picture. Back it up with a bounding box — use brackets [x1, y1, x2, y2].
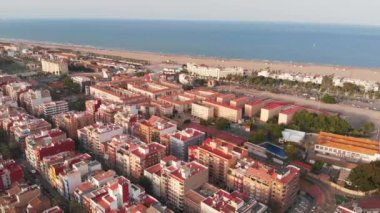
[259, 142, 288, 159]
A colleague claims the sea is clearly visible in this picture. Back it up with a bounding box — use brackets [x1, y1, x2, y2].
[0, 19, 380, 68]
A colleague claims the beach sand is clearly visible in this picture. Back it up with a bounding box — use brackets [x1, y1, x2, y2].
[13, 40, 380, 82]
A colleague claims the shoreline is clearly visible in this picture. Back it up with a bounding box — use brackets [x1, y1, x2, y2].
[3, 38, 380, 82]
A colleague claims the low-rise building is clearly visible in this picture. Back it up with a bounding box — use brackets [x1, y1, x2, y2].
[315, 132, 380, 163]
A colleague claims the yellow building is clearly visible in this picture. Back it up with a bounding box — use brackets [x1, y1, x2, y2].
[191, 103, 214, 120]
[260, 102, 288, 122]
[203, 100, 242, 122]
[41, 59, 68, 75]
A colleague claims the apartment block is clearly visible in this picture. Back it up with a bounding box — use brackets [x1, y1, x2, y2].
[19, 89, 52, 114]
[158, 94, 194, 113]
[126, 80, 182, 99]
[38, 101, 69, 117]
[0, 160, 24, 191]
[227, 159, 300, 210]
[191, 103, 214, 121]
[129, 142, 166, 180]
[260, 102, 289, 122]
[25, 129, 72, 170]
[77, 123, 123, 156]
[203, 100, 242, 122]
[244, 100, 269, 118]
[144, 159, 208, 211]
[192, 138, 248, 186]
[11, 118, 52, 147]
[41, 59, 69, 76]
[137, 115, 177, 144]
[52, 111, 95, 139]
[169, 128, 205, 161]
[200, 190, 267, 213]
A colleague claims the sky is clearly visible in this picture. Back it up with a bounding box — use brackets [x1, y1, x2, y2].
[0, 0, 379, 26]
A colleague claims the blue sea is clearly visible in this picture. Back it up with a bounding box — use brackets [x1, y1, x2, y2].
[0, 19, 380, 68]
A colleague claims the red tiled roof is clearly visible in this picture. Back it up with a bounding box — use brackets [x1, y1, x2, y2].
[262, 102, 289, 110]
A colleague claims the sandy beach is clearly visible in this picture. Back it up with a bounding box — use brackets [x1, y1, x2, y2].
[9, 40, 380, 82]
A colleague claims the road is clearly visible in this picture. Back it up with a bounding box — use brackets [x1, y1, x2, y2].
[305, 175, 337, 213]
[216, 85, 380, 130]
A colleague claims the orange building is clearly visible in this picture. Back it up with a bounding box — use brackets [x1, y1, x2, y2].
[227, 158, 300, 211]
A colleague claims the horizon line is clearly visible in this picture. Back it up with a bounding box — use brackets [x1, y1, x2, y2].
[1, 17, 380, 28]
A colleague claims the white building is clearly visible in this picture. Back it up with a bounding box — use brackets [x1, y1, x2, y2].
[187, 63, 245, 80]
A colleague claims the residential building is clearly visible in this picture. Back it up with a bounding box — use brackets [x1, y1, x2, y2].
[192, 138, 248, 186]
[158, 94, 194, 113]
[0, 183, 46, 212]
[52, 111, 95, 139]
[169, 128, 205, 161]
[11, 118, 52, 147]
[114, 109, 141, 134]
[38, 101, 69, 117]
[77, 123, 123, 156]
[89, 85, 147, 104]
[184, 89, 219, 101]
[227, 159, 300, 210]
[315, 132, 380, 163]
[25, 129, 73, 170]
[184, 183, 220, 213]
[4, 82, 31, 101]
[191, 103, 214, 121]
[0, 160, 23, 191]
[230, 96, 251, 108]
[200, 190, 267, 213]
[216, 94, 236, 104]
[19, 89, 52, 114]
[129, 142, 166, 180]
[260, 102, 289, 122]
[41, 59, 69, 75]
[144, 159, 208, 211]
[137, 115, 177, 144]
[114, 136, 145, 176]
[126, 81, 182, 99]
[203, 100, 242, 122]
[244, 100, 269, 118]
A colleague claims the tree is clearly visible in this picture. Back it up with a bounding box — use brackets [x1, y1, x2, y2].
[249, 129, 266, 144]
[68, 200, 87, 213]
[362, 121, 375, 136]
[348, 161, 380, 191]
[311, 160, 324, 174]
[321, 75, 334, 91]
[320, 94, 337, 104]
[284, 144, 298, 160]
[215, 118, 230, 130]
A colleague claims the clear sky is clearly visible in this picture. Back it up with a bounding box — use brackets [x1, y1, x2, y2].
[1, 0, 379, 26]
